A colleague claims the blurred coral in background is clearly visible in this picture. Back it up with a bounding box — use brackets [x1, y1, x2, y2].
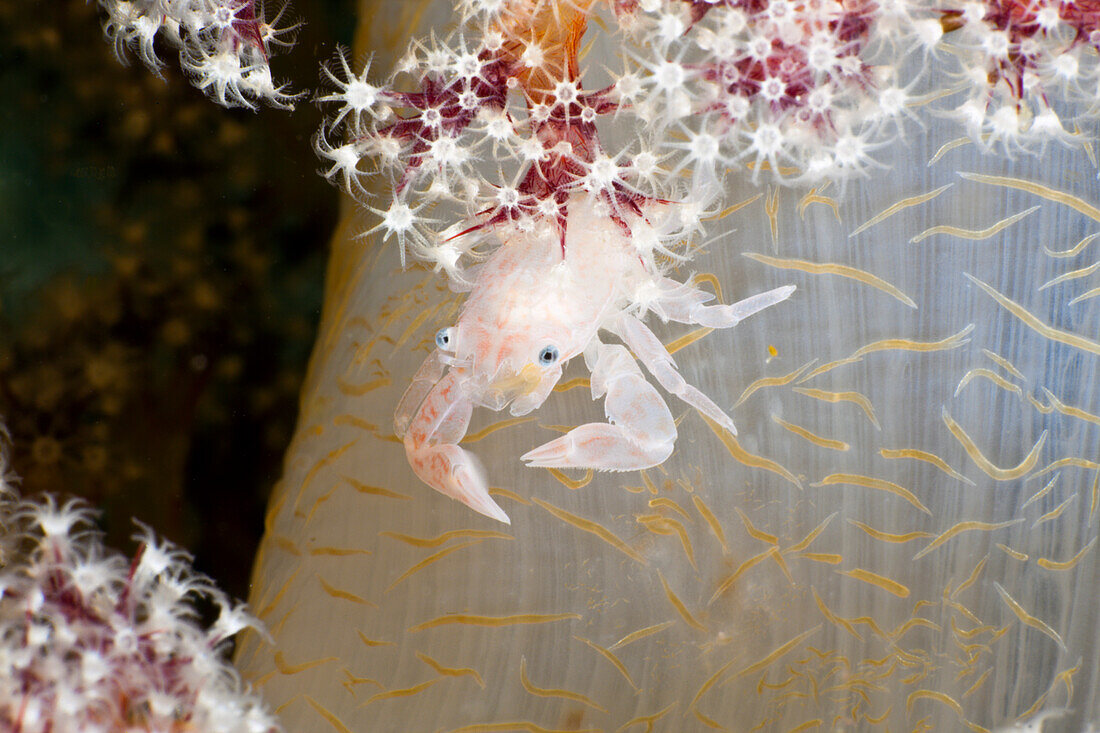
[0, 0, 348, 598]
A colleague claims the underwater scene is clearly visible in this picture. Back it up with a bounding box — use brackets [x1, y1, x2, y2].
[2, 0, 1100, 731]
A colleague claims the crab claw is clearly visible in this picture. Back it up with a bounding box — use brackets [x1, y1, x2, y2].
[406, 443, 510, 524]
[402, 368, 511, 524]
[521, 343, 675, 472]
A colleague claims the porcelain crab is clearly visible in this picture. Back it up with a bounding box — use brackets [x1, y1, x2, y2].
[394, 200, 794, 523]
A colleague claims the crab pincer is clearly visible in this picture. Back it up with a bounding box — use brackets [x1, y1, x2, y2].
[397, 368, 511, 524]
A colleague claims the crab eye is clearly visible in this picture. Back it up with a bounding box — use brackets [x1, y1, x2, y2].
[435, 327, 455, 351]
[538, 345, 559, 365]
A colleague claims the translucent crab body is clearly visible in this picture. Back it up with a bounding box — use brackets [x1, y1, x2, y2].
[395, 200, 794, 523]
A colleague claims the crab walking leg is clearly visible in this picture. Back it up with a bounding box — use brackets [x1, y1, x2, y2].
[403, 370, 511, 524]
[659, 281, 796, 328]
[613, 313, 739, 435]
[522, 343, 676, 471]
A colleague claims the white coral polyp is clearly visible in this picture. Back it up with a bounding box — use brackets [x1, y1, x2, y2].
[628, 0, 926, 185]
[0, 496, 279, 732]
[937, 0, 1100, 151]
[310, 0, 1100, 288]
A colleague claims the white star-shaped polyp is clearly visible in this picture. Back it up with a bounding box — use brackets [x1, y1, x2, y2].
[585, 154, 620, 190]
[832, 132, 870, 170]
[759, 76, 786, 103]
[633, 150, 658, 179]
[421, 107, 444, 129]
[614, 72, 643, 104]
[960, 0, 988, 24]
[453, 51, 481, 80]
[210, 5, 235, 30]
[1051, 52, 1079, 81]
[188, 48, 252, 108]
[343, 77, 380, 110]
[652, 59, 686, 93]
[464, 0, 505, 16]
[738, 120, 790, 180]
[554, 80, 579, 105]
[383, 201, 414, 233]
[764, 0, 796, 23]
[751, 123, 783, 156]
[1034, 5, 1060, 31]
[32, 500, 87, 539]
[496, 186, 520, 208]
[1031, 107, 1066, 138]
[876, 86, 907, 118]
[715, 7, 747, 36]
[426, 176, 456, 200]
[315, 133, 366, 193]
[424, 45, 451, 75]
[746, 34, 773, 62]
[454, 89, 477, 111]
[426, 241, 463, 276]
[370, 134, 403, 168]
[806, 85, 834, 116]
[428, 135, 469, 169]
[686, 132, 721, 168]
[365, 197, 434, 264]
[319, 54, 383, 129]
[482, 30, 504, 51]
[529, 102, 551, 123]
[677, 198, 704, 230]
[520, 43, 546, 69]
[955, 98, 987, 133]
[988, 105, 1022, 140]
[838, 55, 862, 77]
[806, 33, 839, 74]
[130, 13, 163, 66]
[981, 30, 1011, 60]
[654, 10, 687, 47]
[1019, 37, 1041, 58]
[328, 143, 361, 174]
[518, 136, 547, 162]
[725, 94, 750, 120]
[911, 18, 944, 49]
[537, 197, 561, 218]
[630, 225, 661, 258]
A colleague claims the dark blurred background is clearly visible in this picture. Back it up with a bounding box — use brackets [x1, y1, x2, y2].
[0, 0, 356, 601]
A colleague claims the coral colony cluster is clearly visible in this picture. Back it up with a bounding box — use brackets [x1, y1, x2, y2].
[90, 0, 1100, 265]
[0, 469, 278, 730]
[310, 0, 1100, 273]
[92, 0, 299, 108]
